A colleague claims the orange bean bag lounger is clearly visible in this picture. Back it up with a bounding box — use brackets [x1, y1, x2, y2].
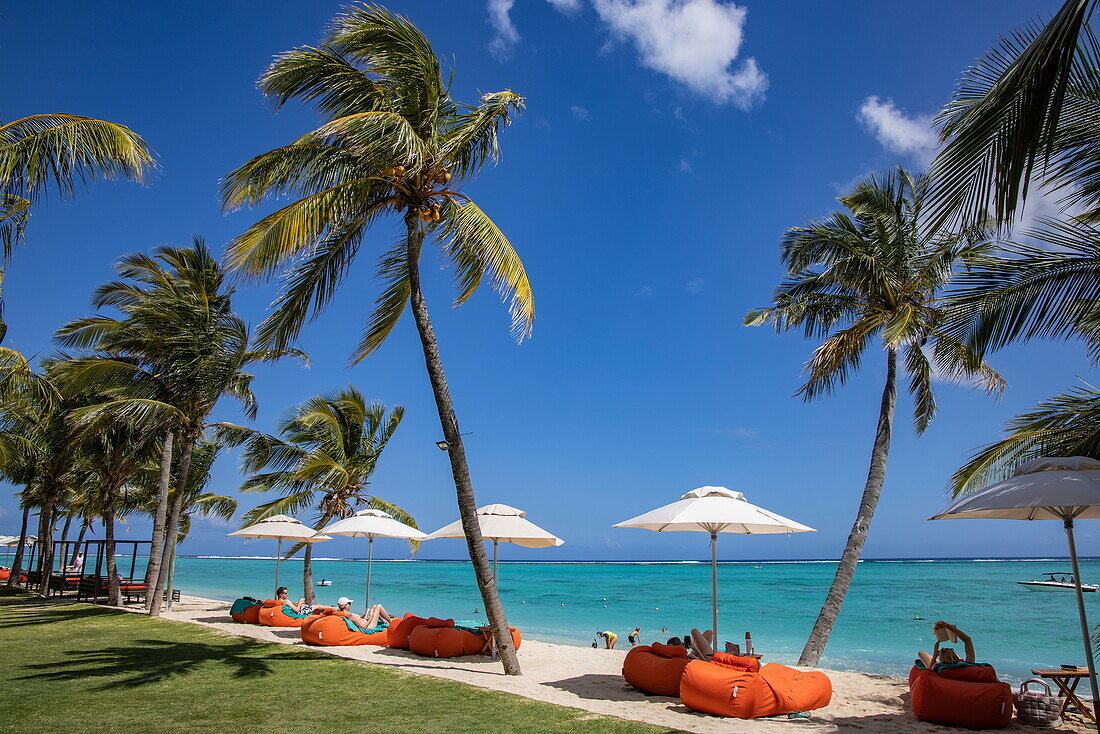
[387, 613, 429, 649]
[908, 662, 1012, 729]
[680, 653, 831, 719]
[229, 597, 262, 623]
[301, 609, 390, 646]
[408, 618, 522, 658]
[622, 643, 691, 697]
[257, 599, 315, 628]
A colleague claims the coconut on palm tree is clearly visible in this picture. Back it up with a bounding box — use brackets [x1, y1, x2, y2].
[0, 114, 152, 342]
[55, 239, 302, 613]
[218, 386, 411, 603]
[221, 4, 531, 673]
[746, 167, 1005, 666]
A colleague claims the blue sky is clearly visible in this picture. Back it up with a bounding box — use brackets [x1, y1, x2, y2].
[2, 0, 1090, 563]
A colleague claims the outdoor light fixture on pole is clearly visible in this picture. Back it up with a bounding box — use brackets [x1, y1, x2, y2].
[435, 440, 450, 451]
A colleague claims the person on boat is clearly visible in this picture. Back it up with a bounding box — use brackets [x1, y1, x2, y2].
[628, 627, 641, 646]
[274, 586, 331, 616]
[595, 630, 618, 649]
[336, 596, 391, 630]
[917, 621, 974, 667]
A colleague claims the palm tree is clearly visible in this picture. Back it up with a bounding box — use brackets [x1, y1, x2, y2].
[221, 4, 531, 673]
[0, 114, 153, 341]
[219, 387, 411, 603]
[55, 239, 300, 614]
[745, 168, 1005, 666]
[928, 0, 1100, 227]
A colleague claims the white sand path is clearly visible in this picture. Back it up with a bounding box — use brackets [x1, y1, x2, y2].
[163, 596, 1090, 733]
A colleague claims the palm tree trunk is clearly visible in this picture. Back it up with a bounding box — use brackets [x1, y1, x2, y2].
[153, 431, 196, 614]
[145, 431, 174, 612]
[35, 488, 60, 596]
[103, 485, 121, 606]
[303, 512, 335, 605]
[799, 348, 897, 667]
[404, 212, 521, 675]
[70, 519, 89, 566]
[59, 513, 73, 547]
[6, 501, 31, 587]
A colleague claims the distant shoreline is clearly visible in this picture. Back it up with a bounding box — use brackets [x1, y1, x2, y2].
[176, 555, 1096, 563]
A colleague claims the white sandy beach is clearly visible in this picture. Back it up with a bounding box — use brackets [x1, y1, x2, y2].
[161, 595, 1092, 733]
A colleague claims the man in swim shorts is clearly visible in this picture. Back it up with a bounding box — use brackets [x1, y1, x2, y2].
[628, 627, 641, 646]
[595, 630, 618, 649]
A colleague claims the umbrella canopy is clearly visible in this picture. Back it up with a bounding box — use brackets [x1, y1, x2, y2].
[227, 515, 330, 591]
[614, 486, 815, 642]
[427, 504, 563, 577]
[931, 457, 1100, 728]
[317, 509, 428, 604]
[0, 534, 36, 546]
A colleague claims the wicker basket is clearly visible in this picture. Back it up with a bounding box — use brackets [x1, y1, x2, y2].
[1014, 678, 1063, 727]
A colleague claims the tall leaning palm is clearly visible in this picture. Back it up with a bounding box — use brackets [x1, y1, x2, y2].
[221, 4, 531, 673]
[746, 168, 1005, 666]
[220, 387, 412, 603]
[0, 114, 153, 341]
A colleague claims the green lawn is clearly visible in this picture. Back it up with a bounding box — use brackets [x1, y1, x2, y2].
[0, 588, 672, 734]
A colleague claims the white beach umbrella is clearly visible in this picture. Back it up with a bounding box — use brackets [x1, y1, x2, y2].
[930, 456, 1100, 726]
[613, 486, 815, 642]
[317, 508, 429, 605]
[227, 515, 331, 590]
[427, 504, 563, 579]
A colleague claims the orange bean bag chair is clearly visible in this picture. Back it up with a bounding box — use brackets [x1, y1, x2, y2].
[909, 662, 1012, 729]
[408, 617, 522, 658]
[622, 643, 691, 697]
[229, 597, 262, 623]
[257, 599, 314, 628]
[387, 613, 429, 649]
[680, 653, 831, 719]
[301, 609, 390, 646]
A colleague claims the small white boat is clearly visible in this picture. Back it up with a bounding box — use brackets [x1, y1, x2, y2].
[316, 579, 332, 587]
[1018, 572, 1097, 592]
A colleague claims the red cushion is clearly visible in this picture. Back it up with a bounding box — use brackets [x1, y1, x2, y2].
[909, 666, 1012, 728]
[622, 646, 689, 697]
[649, 642, 689, 659]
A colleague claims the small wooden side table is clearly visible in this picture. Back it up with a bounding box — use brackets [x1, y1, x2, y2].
[1030, 668, 1096, 723]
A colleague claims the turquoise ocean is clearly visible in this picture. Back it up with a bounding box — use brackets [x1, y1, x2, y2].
[159, 555, 1100, 683]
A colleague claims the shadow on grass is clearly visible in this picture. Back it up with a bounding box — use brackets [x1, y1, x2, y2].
[0, 589, 125, 628]
[17, 637, 323, 690]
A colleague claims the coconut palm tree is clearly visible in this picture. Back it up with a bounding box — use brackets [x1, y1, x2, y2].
[218, 387, 411, 603]
[746, 168, 1006, 666]
[220, 4, 531, 673]
[0, 114, 153, 341]
[929, 0, 1100, 227]
[55, 239, 301, 613]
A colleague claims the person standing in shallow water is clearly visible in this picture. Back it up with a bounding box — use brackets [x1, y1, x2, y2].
[628, 627, 641, 646]
[595, 630, 618, 649]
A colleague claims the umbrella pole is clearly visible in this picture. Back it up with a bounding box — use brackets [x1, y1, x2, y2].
[493, 539, 499, 585]
[1065, 518, 1100, 730]
[711, 531, 718, 645]
[366, 536, 374, 607]
[275, 538, 282, 591]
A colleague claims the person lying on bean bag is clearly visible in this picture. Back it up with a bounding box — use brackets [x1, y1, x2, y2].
[909, 621, 1012, 729]
[331, 596, 392, 630]
[301, 607, 391, 646]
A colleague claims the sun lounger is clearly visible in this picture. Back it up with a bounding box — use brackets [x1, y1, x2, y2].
[909, 660, 1012, 728]
[300, 609, 391, 646]
[622, 643, 691, 697]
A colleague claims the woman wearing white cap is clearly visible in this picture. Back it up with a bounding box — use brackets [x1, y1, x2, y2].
[337, 596, 392, 630]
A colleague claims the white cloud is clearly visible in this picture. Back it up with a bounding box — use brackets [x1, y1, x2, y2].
[678, 158, 693, 172]
[488, 0, 520, 58]
[857, 96, 937, 164]
[547, 0, 583, 10]
[571, 105, 591, 121]
[591, 0, 767, 107]
[685, 276, 705, 293]
[637, 284, 656, 296]
[713, 427, 755, 436]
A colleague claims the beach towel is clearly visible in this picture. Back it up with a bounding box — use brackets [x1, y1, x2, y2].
[342, 617, 390, 635]
[452, 619, 486, 634]
[230, 597, 260, 616]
